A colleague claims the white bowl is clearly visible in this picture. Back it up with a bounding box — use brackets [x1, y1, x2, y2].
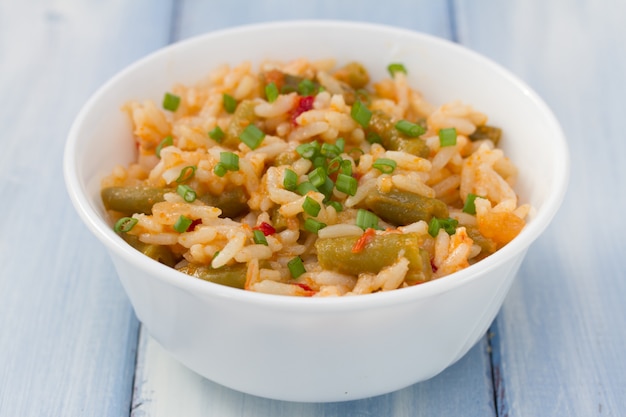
[64, 20, 569, 402]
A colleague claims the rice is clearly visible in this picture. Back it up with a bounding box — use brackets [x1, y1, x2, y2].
[101, 58, 530, 297]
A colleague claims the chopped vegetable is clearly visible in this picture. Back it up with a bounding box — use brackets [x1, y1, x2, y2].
[364, 188, 449, 225]
[439, 127, 457, 147]
[297, 181, 317, 196]
[355, 209, 380, 230]
[469, 125, 502, 145]
[462, 193, 482, 215]
[428, 217, 458, 237]
[208, 126, 225, 142]
[302, 196, 321, 217]
[308, 166, 327, 188]
[223, 93, 237, 113]
[155, 136, 173, 158]
[239, 124, 265, 150]
[303, 218, 327, 234]
[176, 184, 196, 203]
[387, 63, 407, 77]
[177, 263, 247, 289]
[265, 82, 279, 103]
[351, 100, 372, 128]
[283, 168, 298, 191]
[174, 215, 193, 233]
[287, 256, 306, 278]
[372, 158, 397, 174]
[102, 186, 167, 215]
[114, 217, 138, 233]
[253, 229, 269, 245]
[335, 173, 357, 196]
[395, 120, 426, 138]
[175, 165, 196, 183]
[162, 92, 181, 112]
[369, 111, 430, 158]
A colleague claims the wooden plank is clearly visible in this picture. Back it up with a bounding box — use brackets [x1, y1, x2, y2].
[0, 1, 172, 416]
[130, 2, 497, 416]
[132, 329, 495, 417]
[456, 0, 626, 415]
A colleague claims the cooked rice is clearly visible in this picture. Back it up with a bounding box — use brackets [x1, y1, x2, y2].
[102, 58, 530, 297]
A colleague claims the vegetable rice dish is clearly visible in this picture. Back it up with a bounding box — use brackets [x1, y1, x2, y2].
[101, 58, 530, 297]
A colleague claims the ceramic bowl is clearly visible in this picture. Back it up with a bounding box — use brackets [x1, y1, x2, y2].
[64, 20, 569, 402]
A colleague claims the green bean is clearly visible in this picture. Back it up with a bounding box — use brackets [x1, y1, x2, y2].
[121, 234, 179, 267]
[469, 125, 502, 146]
[364, 188, 449, 226]
[464, 224, 497, 258]
[197, 188, 249, 218]
[101, 186, 167, 215]
[334, 61, 370, 90]
[177, 263, 247, 289]
[368, 110, 430, 158]
[315, 232, 432, 283]
[224, 100, 257, 148]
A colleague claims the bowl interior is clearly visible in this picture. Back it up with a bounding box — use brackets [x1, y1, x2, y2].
[64, 20, 569, 303]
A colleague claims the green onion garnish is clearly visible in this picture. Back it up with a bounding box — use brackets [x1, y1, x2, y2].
[366, 132, 382, 144]
[114, 217, 138, 233]
[327, 156, 342, 174]
[327, 201, 343, 212]
[317, 177, 335, 202]
[387, 63, 407, 77]
[428, 217, 459, 237]
[297, 79, 317, 96]
[335, 173, 357, 196]
[223, 93, 237, 114]
[308, 166, 327, 188]
[162, 92, 181, 112]
[462, 193, 482, 215]
[283, 168, 298, 191]
[356, 209, 380, 230]
[303, 218, 327, 234]
[351, 100, 372, 128]
[395, 120, 426, 137]
[287, 256, 306, 278]
[302, 196, 321, 217]
[321, 143, 340, 158]
[208, 126, 225, 143]
[296, 181, 317, 196]
[176, 184, 196, 202]
[296, 142, 319, 159]
[213, 163, 227, 177]
[265, 82, 279, 103]
[372, 158, 397, 174]
[155, 136, 173, 158]
[336, 138, 345, 153]
[312, 155, 327, 169]
[439, 127, 458, 147]
[175, 165, 196, 183]
[174, 215, 193, 233]
[239, 124, 265, 150]
[220, 151, 239, 170]
[253, 229, 269, 245]
[340, 159, 353, 176]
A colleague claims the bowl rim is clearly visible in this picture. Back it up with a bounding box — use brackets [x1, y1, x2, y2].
[63, 19, 570, 312]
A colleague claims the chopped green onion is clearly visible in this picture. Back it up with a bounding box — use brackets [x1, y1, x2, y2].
[366, 131, 382, 144]
[308, 166, 327, 188]
[387, 63, 407, 77]
[296, 142, 319, 159]
[327, 156, 343, 174]
[302, 196, 321, 217]
[336, 138, 345, 153]
[428, 217, 459, 237]
[174, 215, 193, 233]
[176, 184, 196, 202]
[287, 256, 306, 278]
[297, 79, 317, 96]
[335, 173, 357, 196]
[265, 82, 279, 103]
[347, 147, 364, 162]
[356, 209, 380, 230]
[253, 229, 269, 245]
[395, 120, 426, 137]
[155, 136, 173, 158]
[312, 155, 327, 169]
[283, 168, 298, 191]
[223, 93, 237, 114]
[351, 100, 372, 128]
[162, 92, 181, 112]
[372, 158, 397, 174]
[220, 151, 239, 170]
[114, 217, 138, 233]
[327, 201, 343, 212]
[439, 127, 458, 147]
[208, 126, 225, 143]
[303, 218, 327, 234]
[213, 163, 227, 177]
[239, 124, 265, 150]
[462, 193, 483, 215]
[317, 177, 335, 202]
[296, 181, 317, 196]
[340, 159, 353, 176]
[321, 143, 340, 158]
[175, 165, 197, 183]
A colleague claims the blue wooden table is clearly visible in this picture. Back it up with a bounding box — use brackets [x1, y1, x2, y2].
[1, 1, 625, 415]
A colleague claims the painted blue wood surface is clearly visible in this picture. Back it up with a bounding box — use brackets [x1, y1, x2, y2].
[0, 1, 172, 416]
[2, 0, 625, 416]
